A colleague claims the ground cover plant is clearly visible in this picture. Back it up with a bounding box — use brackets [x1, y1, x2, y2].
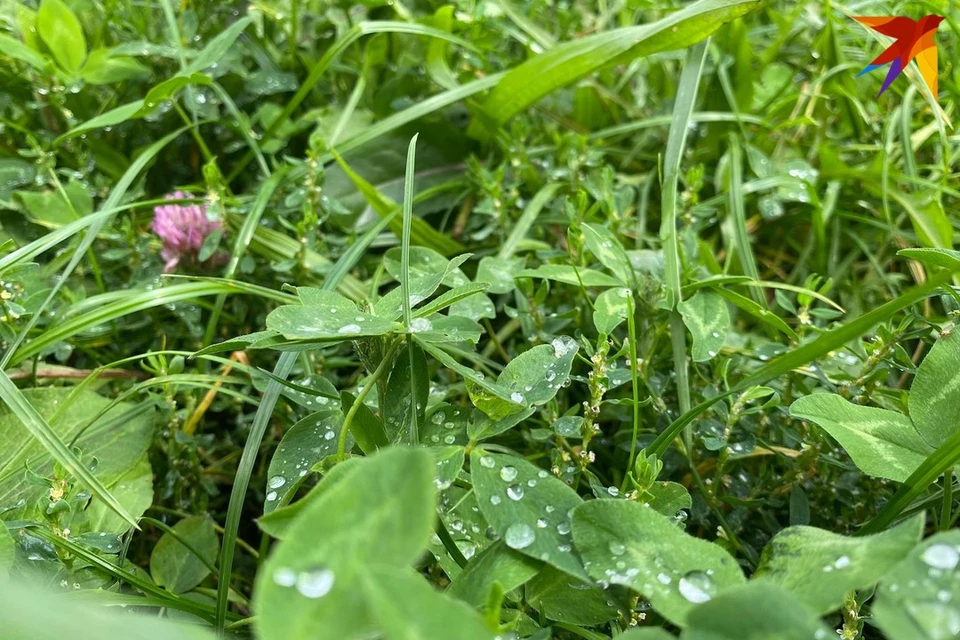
[0, 0, 959, 637]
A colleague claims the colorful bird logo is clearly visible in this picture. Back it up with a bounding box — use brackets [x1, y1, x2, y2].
[853, 14, 944, 99]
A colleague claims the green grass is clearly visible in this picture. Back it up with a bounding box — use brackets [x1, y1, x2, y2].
[0, 0, 958, 638]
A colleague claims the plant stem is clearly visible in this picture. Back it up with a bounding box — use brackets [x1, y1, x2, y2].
[337, 340, 401, 460]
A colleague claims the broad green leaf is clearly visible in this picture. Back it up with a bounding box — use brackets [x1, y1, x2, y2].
[910, 332, 960, 448]
[431, 446, 464, 492]
[37, 0, 86, 73]
[135, 74, 214, 116]
[468, 408, 536, 442]
[16, 179, 92, 226]
[754, 515, 923, 614]
[571, 498, 745, 626]
[361, 565, 493, 640]
[254, 447, 436, 640]
[891, 192, 952, 249]
[0, 385, 150, 529]
[384, 247, 468, 287]
[266, 287, 399, 340]
[409, 315, 483, 344]
[422, 403, 470, 447]
[525, 566, 618, 625]
[0, 159, 37, 201]
[517, 265, 622, 287]
[447, 540, 541, 608]
[898, 248, 960, 271]
[469, 337, 578, 420]
[479, 0, 760, 128]
[790, 393, 932, 482]
[417, 341, 522, 411]
[0, 579, 217, 640]
[684, 580, 830, 640]
[256, 457, 364, 540]
[80, 48, 149, 84]
[375, 256, 472, 321]
[582, 223, 632, 285]
[477, 257, 523, 294]
[677, 291, 729, 362]
[264, 410, 343, 514]
[149, 515, 219, 594]
[647, 481, 692, 518]
[594, 286, 632, 335]
[424, 284, 494, 321]
[0, 33, 50, 71]
[84, 456, 154, 534]
[470, 449, 587, 580]
[180, 16, 253, 75]
[873, 531, 960, 640]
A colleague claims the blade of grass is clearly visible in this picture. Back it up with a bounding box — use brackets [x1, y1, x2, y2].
[401, 134, 420, 446]
[12, 281, 293, 365]
[661, 40, 709, 430]
[727, 134, 765, 307]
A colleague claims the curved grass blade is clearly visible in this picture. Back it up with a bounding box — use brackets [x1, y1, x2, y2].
[12, 281, 292, 365]
[478, 0, 760, 130]
[662, 40, 710, 424]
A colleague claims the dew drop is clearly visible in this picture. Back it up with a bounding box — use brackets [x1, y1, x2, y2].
[678, 571, 715, 603]
[609, 541, 626, 556]
[507, 484, 524, 501]
[296, 566, 335, 598]
[268, 475, 286, 489]
[273, 567, 296, 587]
[504, 523, 535, 550]
[923, 544, 960, 570]
[338, 324, 362, 335]
[480, 456, 496, 468]
[500, 466, 518, 482]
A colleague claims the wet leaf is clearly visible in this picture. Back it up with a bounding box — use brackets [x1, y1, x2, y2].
[790, 393, 932, 482]
[470, 449, 588, 581]
[572, 498, 745, 626]
[754, 515, 923, 614]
